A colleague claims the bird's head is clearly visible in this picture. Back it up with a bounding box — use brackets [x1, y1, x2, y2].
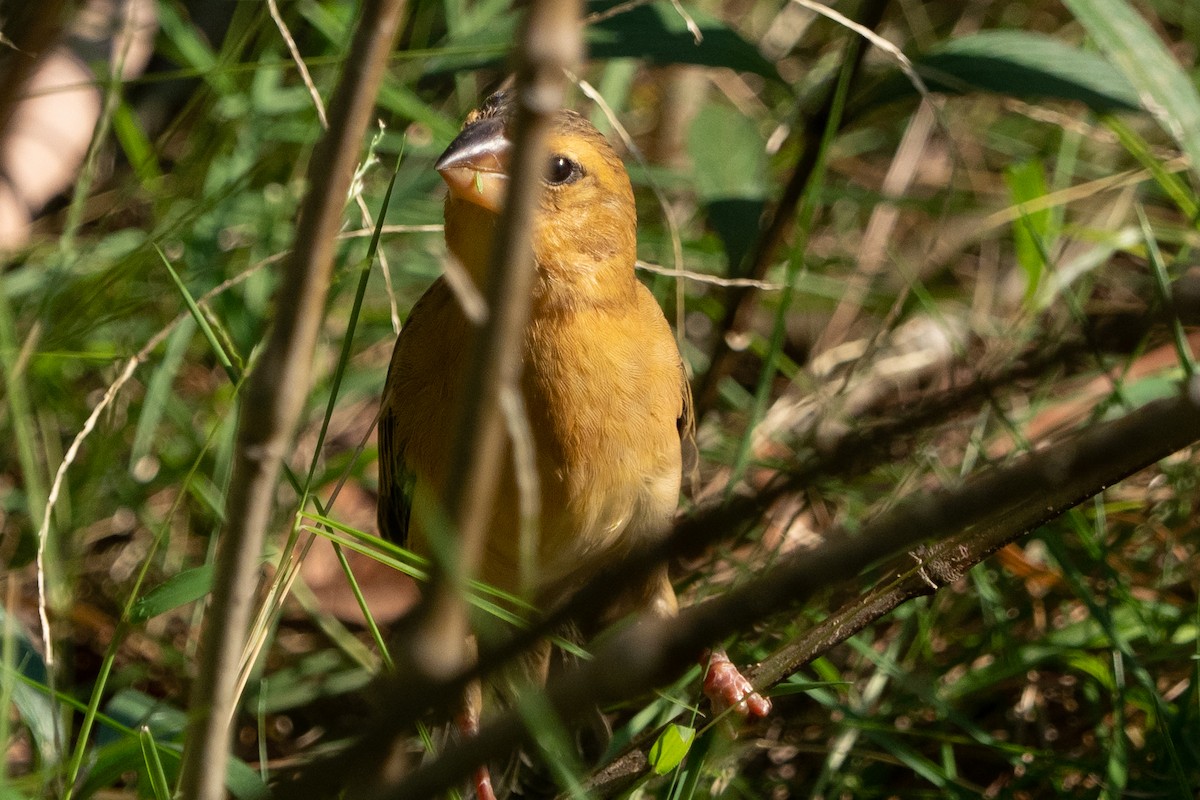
[436, 92, 638, 308]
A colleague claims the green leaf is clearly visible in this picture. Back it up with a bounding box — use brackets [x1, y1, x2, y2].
[71, 687, 267, 800]
[688, 105, 767, 202]
[224, 755, 271, 800]
[864, 31, 1140, 113]
[687, 104, 768, 269]
[588, 3, 780, 81]
[100, 689, 188, 744]
[81, 692, 267, 800]
[246, 650, 372, 713]
[648, 723, 695, 775]
[1004, 159, 1052, 303]
[1064, 0, 1200, 187]
[79, 737, 159, 799]
[0, 607, 64, 766]
[426, 2, 780, 83]
[130, 565, 215, 622]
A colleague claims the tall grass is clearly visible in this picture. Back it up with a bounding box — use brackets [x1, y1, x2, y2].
[2, 0, 1199, 797]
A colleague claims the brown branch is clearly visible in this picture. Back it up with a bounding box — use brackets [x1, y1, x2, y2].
[175, 3, 408, 800]
[693, 0, 890, 417]
[399, 0, 584, 685]
[290, 370, 1200, 798]
[398, 377, 1200, 798]
[752, 366, 1194, 687]
[576, 360, 1200, 793]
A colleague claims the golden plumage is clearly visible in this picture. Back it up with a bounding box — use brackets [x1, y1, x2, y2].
[378, 93, 692, 610]
[376, 93, 766, 799]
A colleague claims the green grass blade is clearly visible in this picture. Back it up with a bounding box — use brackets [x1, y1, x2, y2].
[0, 273, 46, 524]
[516, 689, 589, 800]
[1005, 159, 1052, 304]
[1063, 0, 1200, 189]
[138, 726, 172, 800]
[1105, 115, 1198, 219]
[130, 565, 217, 623]
[154, 245, 237, 381]
[1136, 203, 1196, 376]
[304, 141, 402, 488]
[129, 316, 197, 478]
[111, 101, 163, 187]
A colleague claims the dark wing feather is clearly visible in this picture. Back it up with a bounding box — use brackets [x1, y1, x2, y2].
[376, 279, 453, 547]
[376, 377, 414, 547]
[677, 363, 699, 497]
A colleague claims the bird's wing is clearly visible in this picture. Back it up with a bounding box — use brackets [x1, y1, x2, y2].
[376, 394, 414, 548]
[376, 278, 466, 551]
[678, 363, 699, 496]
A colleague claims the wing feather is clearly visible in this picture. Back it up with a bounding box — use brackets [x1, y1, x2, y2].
[376, 396, 413, 547]
[678, 363, 699, 496]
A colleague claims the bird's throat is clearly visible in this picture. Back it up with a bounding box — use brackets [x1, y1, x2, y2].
[443, 197, 500, 293]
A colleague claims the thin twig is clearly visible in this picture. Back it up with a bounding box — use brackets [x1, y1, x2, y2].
[792, 0, 930, 99]
[387, 376, 1200, 798]
[342, 223, 445, 238]
[176, 3, 408, 799]
[267, 0, 328, 129]
[636, 260, 787, 290]
[583, 0, 652, 26]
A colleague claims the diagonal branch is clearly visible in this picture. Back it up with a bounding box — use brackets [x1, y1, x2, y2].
[288, 364, 1200, 798]
[394, 376, 1200, 797]
[175, 3, 408, 799]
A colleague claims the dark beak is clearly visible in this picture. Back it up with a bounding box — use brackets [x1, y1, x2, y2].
[435, 115, 511, 213]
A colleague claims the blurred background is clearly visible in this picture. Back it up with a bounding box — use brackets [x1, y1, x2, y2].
[3, 0, 1200, 797]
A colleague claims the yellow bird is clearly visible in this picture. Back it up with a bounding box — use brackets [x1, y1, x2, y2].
[377, 92, 768, 797]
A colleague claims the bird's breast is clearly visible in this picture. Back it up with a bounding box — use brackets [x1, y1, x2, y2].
[392, 278, 684, 601]
[520, 284, 684, 589]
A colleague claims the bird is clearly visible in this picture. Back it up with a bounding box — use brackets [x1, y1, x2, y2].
[377, 91, 769, 798]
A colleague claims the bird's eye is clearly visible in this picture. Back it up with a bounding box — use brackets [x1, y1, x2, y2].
[546, 155, 581, 186]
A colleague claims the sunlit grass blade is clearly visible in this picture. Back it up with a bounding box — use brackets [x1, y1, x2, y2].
[302, 139, 401, 489]
[0, 274, 46, 524]
[1105, 116, 1198, 220]
[1005, 159, 1052, 303]
[138, 726, 172, 800]
[154, 245, 236, 382]
[516, 689, 589, 800]
[1064, 0, 1200, 188]
[1136, 203, 1196, 377]
[112, 101, 163, 187]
